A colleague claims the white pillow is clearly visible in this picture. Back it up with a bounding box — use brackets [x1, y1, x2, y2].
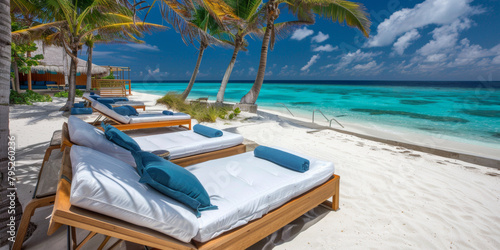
[70, 145, 199, 243]
[67, 116, 136, 167]
[91, 101, 131, 124]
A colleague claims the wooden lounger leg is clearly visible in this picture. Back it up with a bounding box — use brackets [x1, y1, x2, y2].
[72, 230, 97, 250]
[12, 196, 55, 250]
[97, 236, 111, 250]
[320, 175, 340, 211]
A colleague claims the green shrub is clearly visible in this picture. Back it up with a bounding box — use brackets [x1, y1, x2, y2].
[102, 71, 115, 79]
[54, 90, 83, 98]
[54, 91, 68, 98]
[9, 90, 52, 105]
[157, 92, 231, 123]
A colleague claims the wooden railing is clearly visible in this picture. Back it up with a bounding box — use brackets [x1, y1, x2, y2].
[91, 79, 132, 96]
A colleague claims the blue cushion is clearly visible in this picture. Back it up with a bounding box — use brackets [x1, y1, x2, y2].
[34, 81, 45, 86]
[76, 85, 86, 89]
[73, 103, 85, 108]
[20, 85, 28, 90]
[135, 151, 217, 217]
[90, 92, 95, 95]
[162, 110, 174, 115]
[21, 81, 28, 86]
[70, 107, 93, 115]
[45, 81, 56, 85]
[113, 105, 138, 116]
[193, 124, 223, 138]
[102, 123, 141, 152]
[254, 146, 309, 173]
[96, 98, 116, 104]
[31, 85, 47, 89]
[100, 102, 113, 109]
[113, 97, 129, 102]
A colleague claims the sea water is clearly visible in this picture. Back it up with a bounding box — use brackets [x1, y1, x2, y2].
[132, 81, 500, 148]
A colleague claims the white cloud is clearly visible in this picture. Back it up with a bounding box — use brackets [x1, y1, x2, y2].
[301, 54, 320, 71]
[92, 51, 114, 57]
[392, 29, 420, 55]
[311, 32, 329, 43]
[291, 27, 314, 41]
[353, 61, 378, 71]
[313, 44, 338, 52]
[278, 65, 298, 76]
[248, 67, 256, 75]
[126, 43, 160, 51]
[417, 19, 471, 56]
[366, 0, 481, 48]
[334, 49, 382, 71]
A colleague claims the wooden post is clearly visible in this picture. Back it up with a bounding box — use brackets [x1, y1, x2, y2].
[27, 51, 32, 90]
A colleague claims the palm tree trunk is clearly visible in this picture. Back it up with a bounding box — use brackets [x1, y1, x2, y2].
[181, 42, 207, 100]
[60, 48, 78, 111]
[216, 41, 241, 103]
[86, 45, 93, 91]
[1, 1, 23, 247]
[240, 2, 276, 104]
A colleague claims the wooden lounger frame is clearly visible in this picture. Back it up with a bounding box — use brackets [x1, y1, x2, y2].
[12, 124, 245, 250]
[49, 147, 340, 249]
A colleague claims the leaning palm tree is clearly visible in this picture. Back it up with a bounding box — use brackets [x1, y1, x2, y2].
[239, 0, 371, 104]
[12, 1, 165, 111]
[0, 0, 21, 247]
[215, 0, 265, 103]
[160, 0, 238, 100]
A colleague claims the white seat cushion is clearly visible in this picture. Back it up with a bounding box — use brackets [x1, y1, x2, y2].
[68, 116, 136, 167]
[128, 113, 191, 124]
[188, 149, 335, 242]
[134, 130, 244, 159]
[91, 101, 131, 124]
[70, 146, 200, 242]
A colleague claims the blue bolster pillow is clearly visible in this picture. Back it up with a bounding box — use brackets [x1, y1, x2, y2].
[134, 151, 217, 217]
[70, 107, 93, 115]
[113, 105, 139, 116]
[96, 98, 115, 104]
[73, 102, 85, 108]
[193, 124, 222, 138]
[254, 146, 309, 173]
[162, 110, 174, 115]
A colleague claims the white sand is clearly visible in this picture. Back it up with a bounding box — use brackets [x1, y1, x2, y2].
[8, 92, 500, 250]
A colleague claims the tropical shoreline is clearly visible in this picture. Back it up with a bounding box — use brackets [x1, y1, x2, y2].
[8, 91, 500, 249]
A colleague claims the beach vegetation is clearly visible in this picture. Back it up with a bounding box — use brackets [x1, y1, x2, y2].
[10, 22, 44, 92]
[11, 0, 165, 111]
[157, 92, 243, 122]
[9, 90, 52, 105]
[102, 71, 116, 80]
[54, 90, 83, 98]
[158, 0, 238, 100]
[239, 0, 371, 104]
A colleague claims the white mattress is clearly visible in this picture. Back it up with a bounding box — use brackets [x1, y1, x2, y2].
[188, 149, 335, 242]
[113, 100, 145, 106]
[70, 146, 200, 242]
[128, 113, 191, 124]
[133, 130, 244, 159]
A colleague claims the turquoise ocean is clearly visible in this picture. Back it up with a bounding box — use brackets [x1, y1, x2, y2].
[132, 81, 500, 148]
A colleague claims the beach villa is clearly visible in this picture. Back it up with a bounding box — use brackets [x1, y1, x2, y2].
[16, 42, 109, 90]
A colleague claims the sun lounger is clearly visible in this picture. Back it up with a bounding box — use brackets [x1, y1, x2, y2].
[49, 146, 339, 249]
[82, 93, 145, 110]
[63, 116, 246, 167]
[89, 97, 192, 130]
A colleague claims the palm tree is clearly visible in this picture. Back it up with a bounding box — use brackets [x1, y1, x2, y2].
[239, 0, 371, 104]
[12, 1, 164, 111]
[215, 0, 264, 103]
[0, 0, 20, 247]
[160, 0, 237, 100]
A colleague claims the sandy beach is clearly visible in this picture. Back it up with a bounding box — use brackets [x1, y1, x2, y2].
[8, 91, 500, 249]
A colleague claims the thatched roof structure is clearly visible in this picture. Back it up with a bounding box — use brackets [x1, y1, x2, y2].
[30, 41, 109, 76]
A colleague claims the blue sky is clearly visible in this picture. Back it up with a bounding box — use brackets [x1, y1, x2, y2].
[83, 0, 500, 81]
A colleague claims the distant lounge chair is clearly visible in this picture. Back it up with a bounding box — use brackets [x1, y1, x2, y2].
[83, 93, 145, 111]
[48, 146, 339, 249]
[90, 99, 192, 130]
